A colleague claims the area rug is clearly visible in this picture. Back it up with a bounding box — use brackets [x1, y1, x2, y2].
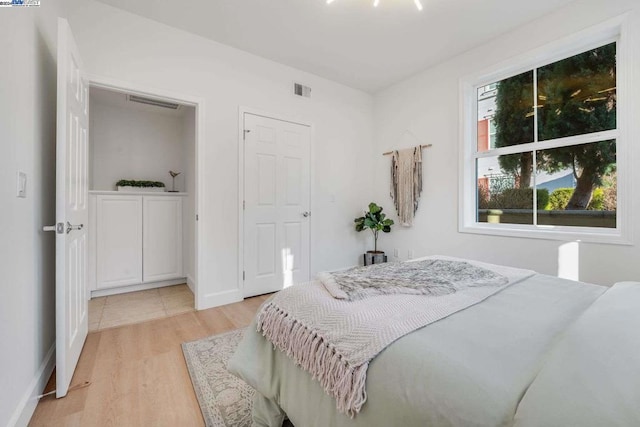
[182, 328, 255, 427]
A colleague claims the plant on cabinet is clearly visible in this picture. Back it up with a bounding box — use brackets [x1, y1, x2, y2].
[116, 179, 165, 192]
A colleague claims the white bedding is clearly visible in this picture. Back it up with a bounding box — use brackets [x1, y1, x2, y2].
[256, 256, 535, 416]
[514, 281, 640, 427]
[229, 273, 607, 426]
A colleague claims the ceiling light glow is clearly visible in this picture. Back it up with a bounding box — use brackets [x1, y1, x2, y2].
[327, 0, 423, 10]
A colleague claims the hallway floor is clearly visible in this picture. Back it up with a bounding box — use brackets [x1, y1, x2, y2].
[88, 284, 195, 331]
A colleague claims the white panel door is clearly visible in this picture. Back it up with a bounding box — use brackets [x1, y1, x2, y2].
[96, 195, 143, 289]
[55, 18, 89, 398]
[243, 113, 310, 297]
[143, 196, 183, 282]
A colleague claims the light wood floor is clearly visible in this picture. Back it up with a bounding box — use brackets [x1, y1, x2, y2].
[30, 294, 270, 427]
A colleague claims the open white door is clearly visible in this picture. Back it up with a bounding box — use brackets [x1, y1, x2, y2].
[54, 18, 89, 398]
[243, 113, 311, 297]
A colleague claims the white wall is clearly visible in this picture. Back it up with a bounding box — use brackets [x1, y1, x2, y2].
[0, 1, 64, 425]
[90, 91, 188, 191]
[373, 0, 640, 285]
[66, 0, 374, 308]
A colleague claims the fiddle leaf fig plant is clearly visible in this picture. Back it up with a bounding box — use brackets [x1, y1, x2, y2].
[354, 202, 394, 252]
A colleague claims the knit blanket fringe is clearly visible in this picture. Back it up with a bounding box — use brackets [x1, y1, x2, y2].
[257, 303, 368, 417]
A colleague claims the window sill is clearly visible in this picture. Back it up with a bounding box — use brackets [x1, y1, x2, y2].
[459, 222, 631, 246]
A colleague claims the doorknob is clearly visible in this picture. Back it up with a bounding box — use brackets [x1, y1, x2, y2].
[302, 211, 311, 218]
[43, 223, 64, 234]
[66, 221, 84, 234]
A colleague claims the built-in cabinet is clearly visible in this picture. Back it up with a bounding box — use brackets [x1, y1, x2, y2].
[143, 196, 183, 283]
[91, 192, 185, 292]
[96, 195, 143, 288]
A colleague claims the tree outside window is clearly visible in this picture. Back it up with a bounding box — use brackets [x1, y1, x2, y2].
[476, 42, 617, 229]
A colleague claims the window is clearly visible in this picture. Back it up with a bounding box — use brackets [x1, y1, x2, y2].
[461, 22, 629, 244]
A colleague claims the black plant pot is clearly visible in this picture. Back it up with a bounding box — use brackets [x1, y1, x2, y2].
[364, 251, 387, 266]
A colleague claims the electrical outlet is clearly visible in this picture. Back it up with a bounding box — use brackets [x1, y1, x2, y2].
[407, 249, 414, 259]
[393, 248, 399, 258]
[17, 172, 26, 198]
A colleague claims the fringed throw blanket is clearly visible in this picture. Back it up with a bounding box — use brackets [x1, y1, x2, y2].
[318, 259, 509, 301]
[256, 256, 535, 417]
[391, 147, 423, 227]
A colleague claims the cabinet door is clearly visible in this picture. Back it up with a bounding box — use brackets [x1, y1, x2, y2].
[96, 195, 143, 288]
[143, 197, 183, 282]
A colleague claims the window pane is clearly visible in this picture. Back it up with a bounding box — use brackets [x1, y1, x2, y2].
[537, 42, 616, 141]
[477, 71, 534, 152]
[477, 154, 534, 225]
[536, 140, 616, 228]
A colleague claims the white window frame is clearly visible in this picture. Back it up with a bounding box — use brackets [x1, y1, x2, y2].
[459, 15, 632, 245]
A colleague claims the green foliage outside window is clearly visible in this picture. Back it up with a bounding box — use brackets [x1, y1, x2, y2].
[548, 188, 574, 210]
[493, 43, 617, 210]
[548, 186, 615, 211]
[479, 188, 548, 210]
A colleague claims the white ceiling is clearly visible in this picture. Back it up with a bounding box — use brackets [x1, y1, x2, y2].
[95, 0, 575, 93]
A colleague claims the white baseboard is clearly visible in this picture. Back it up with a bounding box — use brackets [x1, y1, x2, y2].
[8, 344, 55, 427]
[198, 289, 242, 310]
[186, 275, 196, 294]
[91, 278, 187, 298]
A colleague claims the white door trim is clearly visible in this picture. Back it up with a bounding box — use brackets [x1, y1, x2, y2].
[237, 106, 314, 297]
[86, 74, 207, 309]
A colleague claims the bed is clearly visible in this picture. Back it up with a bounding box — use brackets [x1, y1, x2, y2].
[228, 257, 640, 427]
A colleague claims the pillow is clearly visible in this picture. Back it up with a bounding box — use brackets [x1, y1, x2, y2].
[514, 282, 640, 427]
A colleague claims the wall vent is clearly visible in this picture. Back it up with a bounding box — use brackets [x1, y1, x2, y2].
[128, 94, 181, 110]
[294, 83, 312, 98]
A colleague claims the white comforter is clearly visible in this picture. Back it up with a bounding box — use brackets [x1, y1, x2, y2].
[514, 281, 640, 427]
[229, 273, 609, 426]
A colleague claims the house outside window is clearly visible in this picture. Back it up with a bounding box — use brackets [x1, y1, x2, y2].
[460, 19, 630, 244]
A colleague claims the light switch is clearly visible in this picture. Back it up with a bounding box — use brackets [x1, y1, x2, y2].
[17, 172, 26, 198]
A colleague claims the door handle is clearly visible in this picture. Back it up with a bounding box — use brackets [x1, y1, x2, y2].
[43, 223, 64, 234]
[302, 211, 311, 218]
[66, 222, 84, 234]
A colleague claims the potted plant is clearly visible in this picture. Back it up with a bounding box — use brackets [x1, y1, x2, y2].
[116, 180, 166, 192]
[354, 202, 394, 265]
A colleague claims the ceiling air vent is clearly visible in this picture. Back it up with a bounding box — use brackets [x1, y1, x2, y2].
[128, 94, 181, 110]
[294, 83, 311, 98]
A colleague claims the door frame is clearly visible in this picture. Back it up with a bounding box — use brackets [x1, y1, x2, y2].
[237, 106, 314, 297]
[87, 74, 207, 309]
